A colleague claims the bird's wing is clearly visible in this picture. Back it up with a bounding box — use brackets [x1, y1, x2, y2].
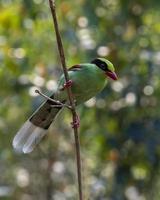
[56, 64, 83, 93]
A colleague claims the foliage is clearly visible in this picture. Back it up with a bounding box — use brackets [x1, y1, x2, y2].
[0, 0, 160, 199]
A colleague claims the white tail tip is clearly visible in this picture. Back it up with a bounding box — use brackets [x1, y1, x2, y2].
[12, 120, 47, 153]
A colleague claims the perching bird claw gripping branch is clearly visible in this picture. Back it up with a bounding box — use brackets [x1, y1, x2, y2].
[48, 1, 83, 200]
[62, 79, 73, 90]
[71, 115, 80, 129]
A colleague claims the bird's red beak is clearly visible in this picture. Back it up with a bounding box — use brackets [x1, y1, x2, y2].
[106, 71, 118, 80]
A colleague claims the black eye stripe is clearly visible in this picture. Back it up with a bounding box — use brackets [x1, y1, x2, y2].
[100, 62, 107, 70]
[91, 59, 109, 71]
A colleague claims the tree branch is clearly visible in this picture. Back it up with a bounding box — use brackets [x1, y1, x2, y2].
[48, 1, 83, 200]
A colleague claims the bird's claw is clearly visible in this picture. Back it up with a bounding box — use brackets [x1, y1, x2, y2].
[63, 80, 73, 90]
[71, 115, 80, 129]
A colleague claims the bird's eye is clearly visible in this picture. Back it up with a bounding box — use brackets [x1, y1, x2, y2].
[101, 63, 107, 70]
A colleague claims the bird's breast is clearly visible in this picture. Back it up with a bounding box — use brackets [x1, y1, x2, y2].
[56, 66, 107, 105]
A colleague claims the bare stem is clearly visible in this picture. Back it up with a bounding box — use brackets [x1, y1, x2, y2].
[35, 90, 72, 109]
[48, 1, 83, 200]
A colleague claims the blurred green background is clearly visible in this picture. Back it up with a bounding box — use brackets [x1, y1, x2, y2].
[1, 0, 160, 199]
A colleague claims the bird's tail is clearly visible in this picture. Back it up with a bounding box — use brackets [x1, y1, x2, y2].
[12, 95, 62, 153]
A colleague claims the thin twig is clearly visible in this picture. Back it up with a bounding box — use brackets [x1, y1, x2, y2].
[48, 1, 83, 200]
[35, 89, 72, 109]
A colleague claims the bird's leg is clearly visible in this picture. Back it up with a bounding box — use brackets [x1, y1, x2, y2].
[71, 114, 80, 128]
[61, 80, 73, 90]
[61, 85, 79, 128]
[35, 90, 72, 109]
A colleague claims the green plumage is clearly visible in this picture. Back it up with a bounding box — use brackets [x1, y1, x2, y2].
[30, 63, 107, 129]
[56, 63, 107, 104]
[13, 58, 117, 153]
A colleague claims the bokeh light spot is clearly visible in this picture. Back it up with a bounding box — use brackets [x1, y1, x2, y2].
[97, 46, 110, 57]
[46, 80, 57, 91]
[143, 85, 154, 96]
[16, 168, 30, 188]
[78, 16, 88, 28]
[111, 81, 124, 92]
[125, 92, 136, 106]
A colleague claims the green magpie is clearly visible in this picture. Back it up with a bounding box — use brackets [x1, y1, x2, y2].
[12, 58, 118, 153]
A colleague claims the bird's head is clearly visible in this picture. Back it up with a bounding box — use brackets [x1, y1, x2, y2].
[91, 58, 118, 80]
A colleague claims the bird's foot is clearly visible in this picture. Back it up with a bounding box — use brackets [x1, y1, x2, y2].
[71, 115, 80, 129]
[62, 80, 73, 90]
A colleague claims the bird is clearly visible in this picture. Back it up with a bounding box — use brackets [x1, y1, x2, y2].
[12, 58, 118, 154]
